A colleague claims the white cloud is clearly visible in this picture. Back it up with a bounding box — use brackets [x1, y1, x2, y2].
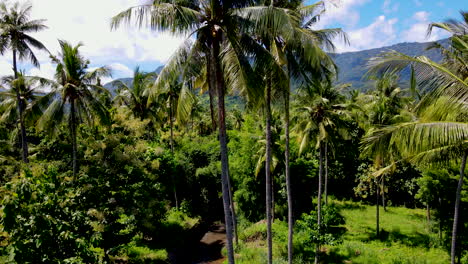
[382, 0, 399, 14]
[109, 63, 133, 77]
[314, 0, 370, 29]
[28, 63, 56, 80]
[414, 11, 429, 21]
[401, 11, 448, 42]
[335, 15, 398, 52]
[0, 59, 13, 75]
[22, 0, 186, 79]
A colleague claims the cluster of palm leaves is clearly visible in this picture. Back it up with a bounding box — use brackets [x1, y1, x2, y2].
[363, 11, 468, 264]
[2, 0, 467, 262]
[110, 0, 347, 263]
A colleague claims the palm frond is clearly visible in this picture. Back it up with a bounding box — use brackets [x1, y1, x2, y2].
[110, 3, 201, 35]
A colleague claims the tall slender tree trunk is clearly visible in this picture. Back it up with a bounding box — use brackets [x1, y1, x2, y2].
[207, 48, 237, 246]
[228, 175, 238, 245]
[315, 143, 324, 264]
[376, 177, 380, 238]
[324, 143, 328, 206]
[271, 175, 275, 221]
[207, 58, 217, 132]
[439, 197, 443, 241]
[265, 77, 273, 264]
[451, 151, 467, 264]
[70, 99, 78, 177]
[382, 176, 387, 211]
[169, 98, 174, 153]
[212, 37, 235, 264]
[168, 97, 179, 209]
[426, 200, 431, 225]
[12, 50, 29, 163]
[284, 89, 293, 264]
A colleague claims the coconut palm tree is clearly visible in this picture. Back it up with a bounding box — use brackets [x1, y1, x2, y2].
[36, 40, 111, 177]
[0, 72, 40, 126]
[236, 1, 345, 261]
[0, 72, 46, 161]
[111, 1, 278, 261]
[359, 71, 413, 237]
[365, 11, 468, 264]
[0, 1, 48, 162]
[293, 78, 350, 261]
[113, 66, 158, 122]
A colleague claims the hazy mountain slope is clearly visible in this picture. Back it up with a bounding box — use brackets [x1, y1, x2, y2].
[332, 38, 447, 91]
[103, 39, 448, 93]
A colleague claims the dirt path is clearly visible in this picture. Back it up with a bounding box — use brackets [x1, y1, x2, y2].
[196, 224, 226, 264]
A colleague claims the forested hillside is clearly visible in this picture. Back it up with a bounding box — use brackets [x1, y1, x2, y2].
[332, 39, 446, 90]
[104, 40, 447, 93]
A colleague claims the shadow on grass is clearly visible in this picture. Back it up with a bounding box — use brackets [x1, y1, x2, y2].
[373, 228, 432, 248]
[336, 201, 366, 211]
[320, 247, 351, 264]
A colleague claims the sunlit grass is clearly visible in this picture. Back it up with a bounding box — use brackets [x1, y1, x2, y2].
[327, 200, 448, 264]
[234, 200, 449, 264]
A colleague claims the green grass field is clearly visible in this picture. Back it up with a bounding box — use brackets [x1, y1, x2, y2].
[235, 200, 449, 264]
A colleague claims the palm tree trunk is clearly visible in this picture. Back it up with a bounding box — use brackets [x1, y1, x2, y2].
[70, 99, 78, 177]
[315, 143, 324, 264]
[376, 177, 380, 238]
[212, 37, 235, 264]
[426, 200, 431, 225]
[451, 150, 467, 264]
[12, 49, 29, 163]
[272, 175, 275, 221]
[227, 175, 238, 245]
[168, 97, 179, 209]
[382, 176, 387, 211]
[324, 143, 328, 206]
[439, 197, 443, 241]
[169, 98, 174, 153]
[284, 89, 293, 264]
[265, 76, 273, 264]
[207, 58, 217, 132]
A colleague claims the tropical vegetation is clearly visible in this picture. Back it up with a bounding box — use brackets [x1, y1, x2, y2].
[0, 1, 467, 264]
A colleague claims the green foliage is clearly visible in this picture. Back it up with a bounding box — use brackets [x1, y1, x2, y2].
[1, 168, 104, 263]
[294, 203, 346, 260]
[236, 200, 449, 263]
[325, 201, 449, 264]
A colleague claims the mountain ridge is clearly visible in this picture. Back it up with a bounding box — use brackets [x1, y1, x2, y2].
[103, 38, 449, 92]
[332, 38, 447, 90]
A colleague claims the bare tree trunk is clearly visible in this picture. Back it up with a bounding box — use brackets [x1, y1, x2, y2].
[70, 99, 77, 177]
[168, 97, 179, 209]
[227, 176, 238, 245]
[382, 176, 387, 212]
[265, 77, 273, 264]
[206, 57, 217, 133]
[376, 177, 380, 238]
[207, 46, 237, 247]
[212, 37, 235, 264]
[272, 175, 275, 221]
[284, 89, 293, 264]
[315, 143, 324, 264]
[169, 98, 174, 153]
[439, 197, 443, 241]
[426, 200, 431, 225]
[451, 151, 467, 264]
[12, 50, 29, 163]
[324, 143, 328, 206]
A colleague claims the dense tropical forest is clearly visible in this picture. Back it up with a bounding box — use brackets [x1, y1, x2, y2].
[0, 1, 467, 263]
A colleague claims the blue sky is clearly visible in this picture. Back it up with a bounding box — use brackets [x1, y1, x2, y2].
[0, 0, 464, 83]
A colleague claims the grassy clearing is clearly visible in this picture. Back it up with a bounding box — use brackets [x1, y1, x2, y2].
[234, 200, 449, 263]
